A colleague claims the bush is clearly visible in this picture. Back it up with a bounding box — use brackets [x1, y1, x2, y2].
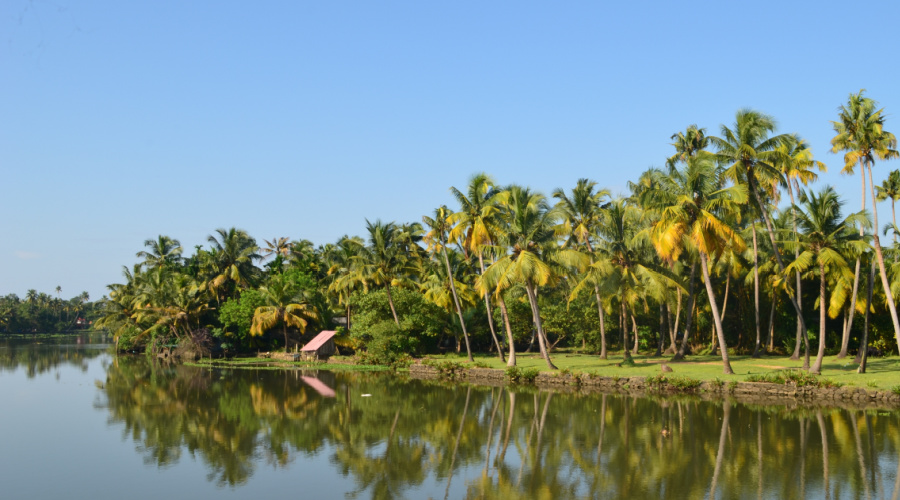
[350, 288, 446, 362]
[745, 369, 843, 388]
[506, 366, 540, 384]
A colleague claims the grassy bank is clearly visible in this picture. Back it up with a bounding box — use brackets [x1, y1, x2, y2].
[422, 351, 900, 391]
[188, 350, 900, 392]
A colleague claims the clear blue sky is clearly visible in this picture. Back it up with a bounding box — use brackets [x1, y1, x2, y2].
[3, 0, 899, 301]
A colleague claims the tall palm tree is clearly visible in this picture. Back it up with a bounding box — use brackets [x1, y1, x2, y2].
[423, 206, 475, 362]
[644, 155, 747, 374]
[553, 178, 612, 357]
[875, 169, 900, 245]
[831, 90, 900, 354]
[136, 235, 183, 270]
[325, 235, 366, 330]
[358, 220, 419, 326]
[479, 186, 584, 369]
[785, 187, 868, 374]
[207, 228, 262, 300]
[251, 274, 320, 350]
[776, 136, 828, 358]
[449, 173, 511, 365]
[711, 109, 810, 365]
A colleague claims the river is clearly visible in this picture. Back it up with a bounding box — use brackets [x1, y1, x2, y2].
[1, 336, 898, 499]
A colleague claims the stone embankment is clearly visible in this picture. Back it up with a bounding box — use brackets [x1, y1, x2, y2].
[408, 363, 900, 410]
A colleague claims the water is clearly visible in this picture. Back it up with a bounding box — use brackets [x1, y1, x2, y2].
[1, 338, 899, 499]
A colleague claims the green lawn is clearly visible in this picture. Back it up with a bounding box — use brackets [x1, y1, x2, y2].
[423, 350, 900, 390]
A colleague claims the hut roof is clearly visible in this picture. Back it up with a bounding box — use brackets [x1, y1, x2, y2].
[301, 330, 337, 352]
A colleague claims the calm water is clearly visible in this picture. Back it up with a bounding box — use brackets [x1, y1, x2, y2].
[1, 337, 899, 499]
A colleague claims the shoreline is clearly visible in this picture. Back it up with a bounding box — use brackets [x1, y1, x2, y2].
[407, 363, 900, 410]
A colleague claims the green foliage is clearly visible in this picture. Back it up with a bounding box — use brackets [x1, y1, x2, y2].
[423, 359, 467, 379]
[646, 374, 702, 392]
[891, 385, 900, 395]
[505, 366, 539, 384]
[350, 288, 446, 364]
[218, 289, 266, 350]
[745, 369, 843, 388]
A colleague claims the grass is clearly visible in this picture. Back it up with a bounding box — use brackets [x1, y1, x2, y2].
[421, 350, 900, 390]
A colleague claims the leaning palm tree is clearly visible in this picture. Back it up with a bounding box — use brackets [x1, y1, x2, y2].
[831, 90, 900, 354]
[644, 155, 747, 374]
[251, 274, 320, 350]
[449, 173, 511, 365]
[423, 206, 475, 362]
[710, 109, 810, 365]
[785, 187, 868, 374]
[479, 186, 585, 370]
[553, 178, 612, 356]
[357, 220, 420, 326]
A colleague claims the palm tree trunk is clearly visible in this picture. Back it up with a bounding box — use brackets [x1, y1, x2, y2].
[655, 302, 665, 356]
[767, 293, 777, 351]
[594, 284, 608, 359]
[524, 282, 556, 369]
[666, 289, 680, 354]
[674, 260, 697, 360]
[867, 163, 900, 353]
[700, 252, 733, 374]
[747, 172, 809, 360]
[478, 253, 505, 362]
[810, 264, 827, 374]
[752, 223, 762, 357]
[841, 168, 867, 358]
[385, 283, 400, 326]
[630, 311, 639, 355]
[497, 293, 516, 367]
[621, 302, 632, 362]
[712, 273, 731, 355]
[858, 259, 876, 373]
[442, 245, 473, 362]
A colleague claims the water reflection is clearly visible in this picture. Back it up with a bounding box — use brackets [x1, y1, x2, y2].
[0, 334, 108, 377]
[97, 355, 900, 499]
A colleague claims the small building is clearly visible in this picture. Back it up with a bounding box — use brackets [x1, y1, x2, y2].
[300, 330, 337, 361]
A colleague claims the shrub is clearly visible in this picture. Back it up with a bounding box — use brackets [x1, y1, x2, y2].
[506, 366, 540, 384]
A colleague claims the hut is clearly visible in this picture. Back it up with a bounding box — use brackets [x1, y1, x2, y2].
[300, 330, 337, 361]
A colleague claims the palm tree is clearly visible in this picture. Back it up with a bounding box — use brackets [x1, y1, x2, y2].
[644, 155, 747, 374]
[251, 274, 320, 350]
[553, 178, 612, 357]
[711, 109, 810, 365]
[875, 169, 900, 246]
[358, 220, 419, 326]
[207, 228, 262, 301]
[136, 235, 183, 270]
[423, 206, 475, 362]
[449, 173, 511, 365]
[325, 235, 366, 330]
[479, 186, 584, 369]
[776, 136, 828, 358]
[785, 187, 868, 374]
[831, 90, 900, 354]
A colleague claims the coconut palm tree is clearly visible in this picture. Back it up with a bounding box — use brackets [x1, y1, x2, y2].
[251, 274, 320, 350]
[357, 220, 421, 326]
[136, 235, 183, 270]
[876, 169, 900, 246]
[449, 173, 512, 365]
[423, 206, 475, 362]
[643, 155, 747, 374]
[711, 109, 810, 365]
[553, 178, 612, 357]
[775, 136, 828, 358]
[785, 187, 868, 374]
[324, 235, 366, 330]
[479, 186, 585, 370]
[207, 228, 262, 301]
[831, 90, 900, 354]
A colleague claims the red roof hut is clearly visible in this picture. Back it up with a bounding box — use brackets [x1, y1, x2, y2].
[300, 330, 337, 361]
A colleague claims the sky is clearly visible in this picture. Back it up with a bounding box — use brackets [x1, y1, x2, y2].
[3, 0, 900, 301]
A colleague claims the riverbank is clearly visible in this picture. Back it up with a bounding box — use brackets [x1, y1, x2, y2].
[188, 351, 900, 409]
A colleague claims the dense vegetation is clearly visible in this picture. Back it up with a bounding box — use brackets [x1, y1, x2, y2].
[0, 289, 98, 333]
[94, 92, 900, 375]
